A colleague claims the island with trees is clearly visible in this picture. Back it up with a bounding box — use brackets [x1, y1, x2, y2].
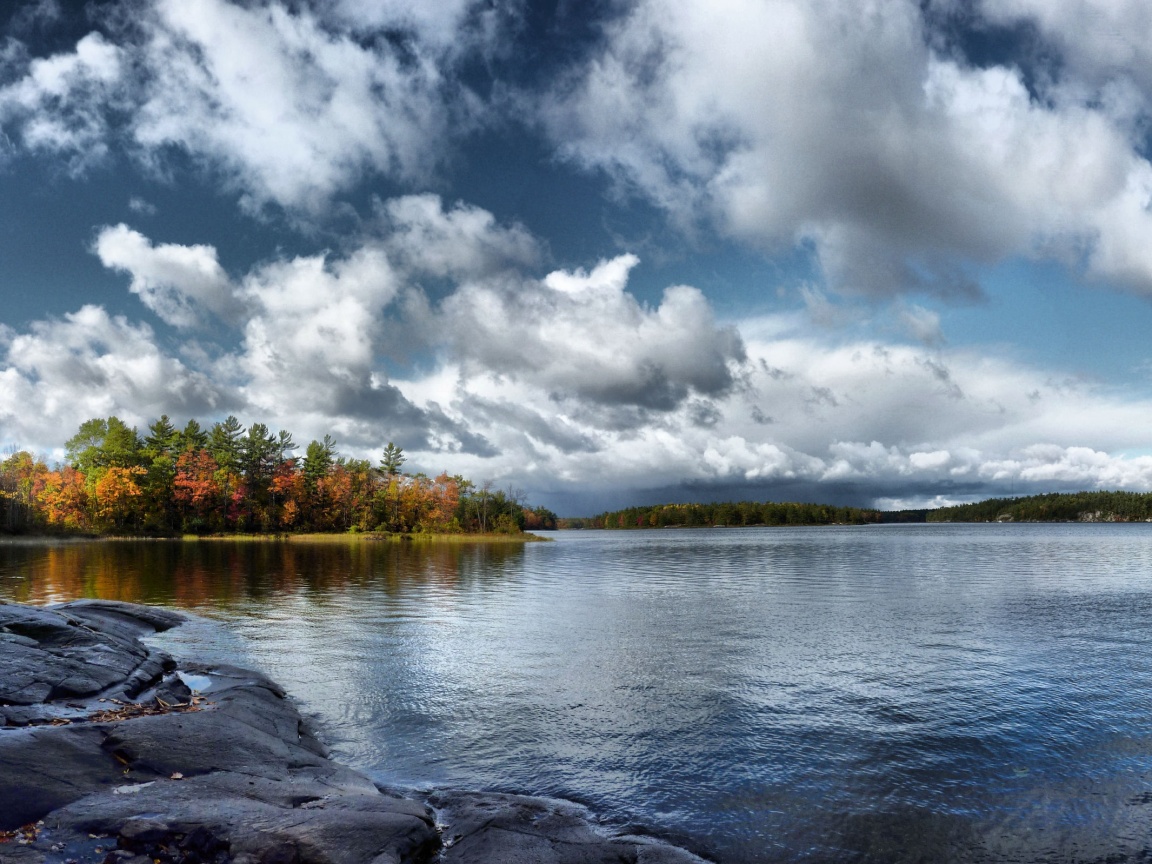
[0, 415, 558, 537]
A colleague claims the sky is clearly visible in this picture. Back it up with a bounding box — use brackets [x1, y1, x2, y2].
[4, 0, 1152, 515]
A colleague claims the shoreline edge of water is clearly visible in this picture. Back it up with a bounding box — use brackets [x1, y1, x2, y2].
[0, 599, 706, 864]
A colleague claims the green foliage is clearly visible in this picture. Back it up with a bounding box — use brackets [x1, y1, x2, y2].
[380, 442, 405, 476]
[177, 419, 208, 452]
[584, 500, 882, 529]
[241, 423, 278, 483]
[275, 429, 296, 461]
[208, 416, 244, 473]
[143, 415, 177, 458]
[523, 506, 559, 530]
[65, 418, 108, 471]
[65, 416, 142, 475]
[142, 415, 180, 533]
[0, 450, 44, 533]
[927, 491, 1152, 523]
[303, 437, 336, 488]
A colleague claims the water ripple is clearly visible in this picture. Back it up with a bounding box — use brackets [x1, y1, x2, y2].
[7, 525, 1152, 862]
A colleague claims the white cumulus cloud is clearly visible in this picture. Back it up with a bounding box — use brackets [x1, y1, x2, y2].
[0, 31, 123, 171]
[540, 0, 1152, 297]
[0, 305, 220, 452]
[93, 224, 242, 328]
[0, 0, 491, 214]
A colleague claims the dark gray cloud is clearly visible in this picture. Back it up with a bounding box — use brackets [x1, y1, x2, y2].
[437, 254, 746, 416]
[458, 394, 601, 455]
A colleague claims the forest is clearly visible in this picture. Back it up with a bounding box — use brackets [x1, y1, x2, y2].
[926, 491, 1152, 523]
[0, 415, 558, 536]
[567, 500, 883, 529]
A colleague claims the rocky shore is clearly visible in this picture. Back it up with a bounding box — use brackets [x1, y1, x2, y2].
[0, 600, 707, 864]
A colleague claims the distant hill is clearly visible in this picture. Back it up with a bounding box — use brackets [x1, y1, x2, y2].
[927, 491, 1152, 523]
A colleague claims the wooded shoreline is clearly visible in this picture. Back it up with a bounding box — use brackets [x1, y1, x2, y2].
[0, 415, 558, 537]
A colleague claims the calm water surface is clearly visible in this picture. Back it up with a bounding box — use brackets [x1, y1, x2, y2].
[3, 525, 1152, 863]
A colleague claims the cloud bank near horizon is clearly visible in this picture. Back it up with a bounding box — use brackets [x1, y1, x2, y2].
[5, 194, 1152, 512]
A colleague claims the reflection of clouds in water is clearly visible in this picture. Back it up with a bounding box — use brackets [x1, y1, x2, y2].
[222, 593, 376, 744]
[17, 530, 1152, 862]
[0, 537, 531, 767]
[150, 540, 534, 771]
[317, 543, 538, 779]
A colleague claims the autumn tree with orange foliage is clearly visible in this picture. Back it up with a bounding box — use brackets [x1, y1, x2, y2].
[39, 466, 89, 531]
[93, 466, 146, 532]
[1, 416, 556, 537]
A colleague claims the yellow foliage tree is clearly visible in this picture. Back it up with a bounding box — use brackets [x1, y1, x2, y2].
[94, 466, 146, 530]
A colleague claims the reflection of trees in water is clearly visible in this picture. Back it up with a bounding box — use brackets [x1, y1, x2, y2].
[0, 540, 529, 609]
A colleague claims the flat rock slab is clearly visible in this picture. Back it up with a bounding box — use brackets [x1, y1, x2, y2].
[0, 600, 181, 712]
[431, 791, 708, 864]
[0, 600, 708, 864]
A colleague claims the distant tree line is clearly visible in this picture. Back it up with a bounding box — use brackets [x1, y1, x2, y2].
[927, 491, 1152, 523]
[565, 500, 882, 530]
[0, 415, 558, 536]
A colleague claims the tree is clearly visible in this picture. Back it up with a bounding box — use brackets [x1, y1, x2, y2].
[102, 418, 142, 468]
[240, 423, 278, 482]
[380, 442, 405, 476]
[42, 414, 554, 537]
[303, 436, 336, 489]
[239, 423, 279, 529]
[208, 417, 245, 529]
[0, 451, 47, 533]
[65, 418, 109, 472]
[271, 460, 305, 528]
[208, 416, 244, 473]
[39, 466, 88, 531]
[275, 429, 296, 462]
[523, 506, 558, 530]
[176, 419, 209, 452]
[65, 416, 141, 476]
[142, 416, 180, 532]
[173, 450, 221, 532]
[143, 415, 177, 459]
[93, 466, 146, 531]
[476, 480, 493, 533]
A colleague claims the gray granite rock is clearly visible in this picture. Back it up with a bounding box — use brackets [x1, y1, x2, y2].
[0, 600, 709, 864]
[430, 791, 708, 864]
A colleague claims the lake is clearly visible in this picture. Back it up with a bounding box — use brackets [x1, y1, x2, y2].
[4, 524, 1152, 863]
